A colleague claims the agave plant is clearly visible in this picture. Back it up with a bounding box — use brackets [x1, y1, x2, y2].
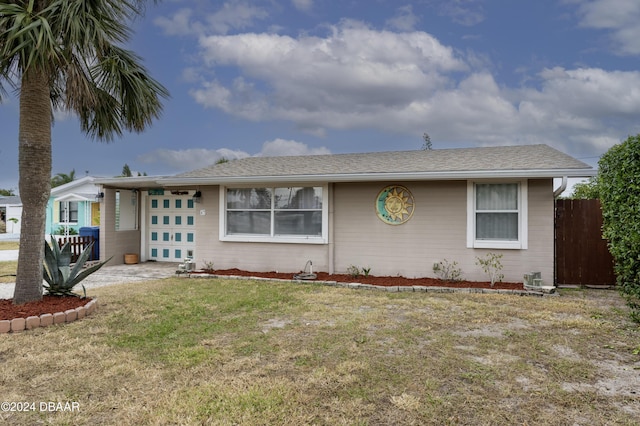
[43, 237, 111, 297]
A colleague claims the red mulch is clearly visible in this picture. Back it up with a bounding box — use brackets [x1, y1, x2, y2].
[202, 269, 524, 291]
[0, 296, 89, 321]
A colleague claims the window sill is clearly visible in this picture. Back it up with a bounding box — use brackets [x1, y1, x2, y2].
[221, 235, 327, 244]
[472, 240, 524, 250]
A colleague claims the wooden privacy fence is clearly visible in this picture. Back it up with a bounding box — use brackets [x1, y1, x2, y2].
[555, 199, 616, 287]
[56, 236, 98, 263]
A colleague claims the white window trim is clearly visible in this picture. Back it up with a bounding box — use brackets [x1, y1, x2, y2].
[219, 184, 329, 244]
[58, 201, 79, 225]
[466, 180, 528, 250]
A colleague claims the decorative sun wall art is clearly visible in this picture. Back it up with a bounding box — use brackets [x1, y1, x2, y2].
[375, 185, 415, 225]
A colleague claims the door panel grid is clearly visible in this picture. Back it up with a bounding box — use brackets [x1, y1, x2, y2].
[148, 194, 195, 261]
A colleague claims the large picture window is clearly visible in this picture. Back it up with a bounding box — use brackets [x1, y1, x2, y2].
[222, 186, 327, 243]
[467, 181, 527, 249]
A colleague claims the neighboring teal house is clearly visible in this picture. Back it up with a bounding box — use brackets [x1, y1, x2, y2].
[46, 176, 102, 235]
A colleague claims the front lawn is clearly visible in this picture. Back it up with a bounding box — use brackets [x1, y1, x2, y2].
[1, 277, 638, 425]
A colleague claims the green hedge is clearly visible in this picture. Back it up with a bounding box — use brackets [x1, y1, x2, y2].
[599, 134, 640, 322]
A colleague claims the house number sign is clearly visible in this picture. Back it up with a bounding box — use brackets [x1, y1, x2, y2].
[375, 185, 415, 225]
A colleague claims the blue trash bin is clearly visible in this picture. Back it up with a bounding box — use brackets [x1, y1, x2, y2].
[79, 226, 100, 260]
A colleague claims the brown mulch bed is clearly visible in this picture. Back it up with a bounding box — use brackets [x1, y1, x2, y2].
[0, 296, 89, 321]
[202, 268, 525, 290]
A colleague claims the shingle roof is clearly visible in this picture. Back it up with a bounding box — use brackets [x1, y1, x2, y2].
[0, 196, 21, 205]
[170, 144, 592, 183]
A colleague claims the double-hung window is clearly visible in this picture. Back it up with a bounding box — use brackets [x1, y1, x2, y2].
[467, 181, 527, 249]
[222, 185, 327, 243]
[59, 201, 78, 223]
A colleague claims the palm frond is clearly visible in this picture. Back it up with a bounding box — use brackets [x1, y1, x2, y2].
[72, 44, 169, 140]
[0, 2, 63, 72]
[2, 0, 168, 128]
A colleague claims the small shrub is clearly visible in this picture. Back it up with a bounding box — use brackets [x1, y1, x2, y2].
[362, 267, 371, 277]
[202, 260, 215, 272]
[346, 265, 360, 278]
[432, 259, 462, 281]
[43, 237, 111, 297]
[475, 253, 504, 287]
[54, 225, 78, 235]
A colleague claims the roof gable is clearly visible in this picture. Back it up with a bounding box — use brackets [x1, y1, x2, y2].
[51, 176, 100, 198]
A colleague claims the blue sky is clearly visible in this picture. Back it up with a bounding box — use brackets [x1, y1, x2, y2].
[2, 0, 639, 191]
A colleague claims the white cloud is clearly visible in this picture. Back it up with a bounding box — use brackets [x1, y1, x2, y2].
[438, 0, 485, 27]
[178, 14, 640, 159]
[258, 139, 331, 156]
[574, 0, 640, 55]
[154, 2, 268, 36]
[532, 67, 640, 118]
[385, 5, 420, 32]
[291, 0, 313, 13]
[154, 8, 201, 36]
[192, 21, 466, 132]
[205, 1, 269, 35]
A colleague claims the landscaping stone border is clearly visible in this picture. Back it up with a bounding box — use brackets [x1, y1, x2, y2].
[0, 298, 97, 334]
[183, 274, 557, 297]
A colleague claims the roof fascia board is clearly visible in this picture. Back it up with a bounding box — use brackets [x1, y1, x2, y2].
[158, 168, 596, 186]
[93, 177, 168, 188]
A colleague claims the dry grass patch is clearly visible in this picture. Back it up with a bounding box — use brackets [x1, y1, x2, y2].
[0, 261, 17, 283]
[0, 241, 19, 250]
[0, 242, 18, 283]
[0, 277, 638, 425]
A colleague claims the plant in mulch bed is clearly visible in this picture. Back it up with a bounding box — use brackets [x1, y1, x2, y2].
[346, 265, 361, 278]
[475, 253, 504, 288]
[433, 259, 463, 282]
[202, 260, 215, 274]
[43, 237, 111, 297]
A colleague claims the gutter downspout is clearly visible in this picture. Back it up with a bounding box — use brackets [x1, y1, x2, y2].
[553, 176, 568, 288]
[553, 176, 568, 198]
[328, 183, 335, 275]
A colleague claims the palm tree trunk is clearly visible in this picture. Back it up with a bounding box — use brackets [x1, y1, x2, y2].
[13, 69, 52, 305]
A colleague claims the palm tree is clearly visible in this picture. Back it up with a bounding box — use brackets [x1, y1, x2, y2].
[51, 169, 76, 188]
[1, 1, 169, 304]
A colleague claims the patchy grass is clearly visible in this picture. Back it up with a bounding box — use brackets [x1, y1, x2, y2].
[0, 261, 17, 283]
[0, 278, 638, 425]
[0, 241, 19, 250]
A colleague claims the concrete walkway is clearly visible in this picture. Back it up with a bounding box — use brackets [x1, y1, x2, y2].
[0, 262, 179, 299]
[0, 250, 18, 261]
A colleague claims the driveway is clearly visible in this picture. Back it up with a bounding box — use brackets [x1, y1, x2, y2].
[0, 262, 179, 299]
